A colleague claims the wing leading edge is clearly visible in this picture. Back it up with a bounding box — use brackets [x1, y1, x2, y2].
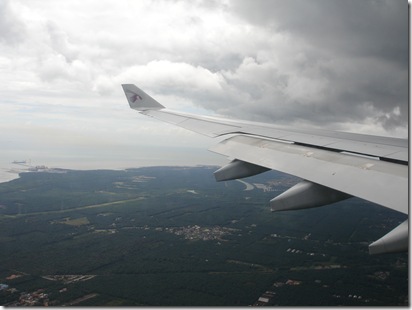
[122, 84, 408, 255]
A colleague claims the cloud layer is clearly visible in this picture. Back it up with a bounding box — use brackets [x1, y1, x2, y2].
[0, 0, 408, 168]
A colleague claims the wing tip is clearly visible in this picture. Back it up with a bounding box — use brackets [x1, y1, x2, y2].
[121, 84, 165, 111]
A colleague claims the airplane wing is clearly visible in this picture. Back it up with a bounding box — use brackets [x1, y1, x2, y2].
[122, 84, 408, 255]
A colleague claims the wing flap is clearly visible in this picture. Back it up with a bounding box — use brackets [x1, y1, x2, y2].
[141, 111, 408, 162]
[323, 140, 406, 160]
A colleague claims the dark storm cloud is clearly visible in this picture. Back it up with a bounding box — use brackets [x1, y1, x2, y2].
[222, 0, 408, 133]
[232, 0, 407, 66]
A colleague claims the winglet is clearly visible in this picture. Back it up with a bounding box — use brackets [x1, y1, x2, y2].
[121, 84, 165, 111]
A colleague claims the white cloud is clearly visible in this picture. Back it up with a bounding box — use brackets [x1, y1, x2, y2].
[0, 0, 407, 170]
[113, 60, 224, 93]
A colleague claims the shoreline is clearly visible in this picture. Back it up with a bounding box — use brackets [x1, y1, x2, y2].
[0, 164, 220, 185]
[0, 171, 20, 184]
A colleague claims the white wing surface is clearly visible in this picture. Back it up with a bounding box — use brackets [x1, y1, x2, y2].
[122, 84, 408, 255]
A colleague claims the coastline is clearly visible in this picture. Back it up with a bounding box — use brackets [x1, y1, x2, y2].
[0, 171, 20, 184]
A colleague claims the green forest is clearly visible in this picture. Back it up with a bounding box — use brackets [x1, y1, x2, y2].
[0, 166, 408, 306]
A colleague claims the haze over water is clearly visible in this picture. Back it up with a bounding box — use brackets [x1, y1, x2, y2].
[0, 147, 225, 184]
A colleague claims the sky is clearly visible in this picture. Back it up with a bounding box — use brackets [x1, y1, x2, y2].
[0, 0, 409, 175]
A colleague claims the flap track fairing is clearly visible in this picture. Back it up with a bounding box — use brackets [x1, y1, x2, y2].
[369, 220, 408, 255]
[271, 180, 351, 212]
[214, 159, 270, 182]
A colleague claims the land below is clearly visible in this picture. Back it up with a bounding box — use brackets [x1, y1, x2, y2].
[0, 166, 408, 306]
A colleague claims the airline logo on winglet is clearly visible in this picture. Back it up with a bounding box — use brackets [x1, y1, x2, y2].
[122, 84, 165, 110]
[131, 93, 143, 102]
